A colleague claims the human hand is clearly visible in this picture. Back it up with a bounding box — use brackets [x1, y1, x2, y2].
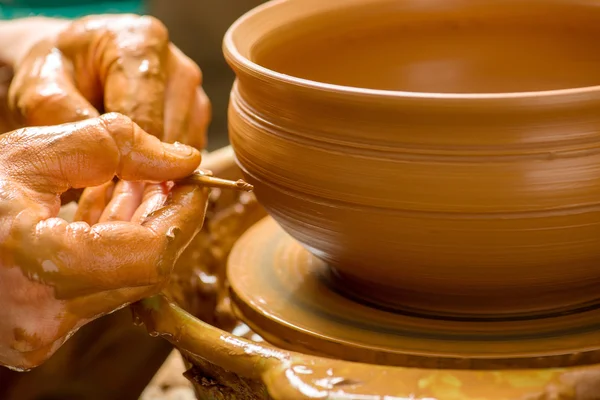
[0, 113, 209, 370]
[0, 15, 209, 149]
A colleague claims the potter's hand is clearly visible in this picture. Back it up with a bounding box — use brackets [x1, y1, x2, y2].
[0, 15, 209, 149]
[0, 113, 209, 371]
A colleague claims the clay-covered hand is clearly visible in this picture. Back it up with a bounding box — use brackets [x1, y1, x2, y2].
[1, 15, 209, 149]
[0, 113, 209, 371]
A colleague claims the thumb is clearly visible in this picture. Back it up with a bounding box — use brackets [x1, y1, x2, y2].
[0, 112, 201, 194]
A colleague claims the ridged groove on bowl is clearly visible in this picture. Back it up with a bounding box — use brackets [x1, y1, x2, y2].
[224, 0, 600, 314]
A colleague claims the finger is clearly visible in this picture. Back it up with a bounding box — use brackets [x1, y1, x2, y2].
[0, 113, 201, 194]
[8, 40, 99, 127]
[66, 285, 156, 322]
[186, 87, 211, 150]
[163, 44, 210, 149]
[99, 180, 144, 222]
[74, 181, 115, 224]
[19, 182, 209, 297]
[162, 45, 198, 144]
[130, 183, 170, 224]
[58, 16, 170, 137]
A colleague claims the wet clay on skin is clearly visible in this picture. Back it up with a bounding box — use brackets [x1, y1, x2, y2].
[225, 0, 600, 316]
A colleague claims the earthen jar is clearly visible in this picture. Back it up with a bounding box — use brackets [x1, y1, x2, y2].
[224, 0, 600, 315]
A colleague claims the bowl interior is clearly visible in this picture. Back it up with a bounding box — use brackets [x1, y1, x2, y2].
[247, 0, 600, 94]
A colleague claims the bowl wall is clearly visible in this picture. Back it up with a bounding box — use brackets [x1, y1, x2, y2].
[225, 0, 600, 313]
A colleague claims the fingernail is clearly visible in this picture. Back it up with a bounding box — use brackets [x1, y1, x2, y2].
[163, 141, 194, 157]
[194, 168, 213, 177]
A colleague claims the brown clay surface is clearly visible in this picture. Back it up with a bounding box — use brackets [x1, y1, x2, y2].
[257, 17, 600, 94]
[135, 294, 600, 400]
[225, 0, 600, 315]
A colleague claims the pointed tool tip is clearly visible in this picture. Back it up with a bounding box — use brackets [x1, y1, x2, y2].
[236, 179, 254, 192]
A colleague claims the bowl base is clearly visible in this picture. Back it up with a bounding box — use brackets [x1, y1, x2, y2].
[327, 265, 600, 320]
[228, 216, 600, 369]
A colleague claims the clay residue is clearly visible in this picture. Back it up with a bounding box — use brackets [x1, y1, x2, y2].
[162, 186, 265, 330]
[135, 292, 600, 400]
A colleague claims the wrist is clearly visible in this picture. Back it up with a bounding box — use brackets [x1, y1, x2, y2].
[0, 17, 70, 67]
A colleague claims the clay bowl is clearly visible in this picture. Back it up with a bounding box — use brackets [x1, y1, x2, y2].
[224, 0, 600, 316]
[131, 147, 600, 398]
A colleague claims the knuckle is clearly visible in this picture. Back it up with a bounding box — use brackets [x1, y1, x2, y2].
[172, 49, 202, 85]
[98, 112, 136, 152]
[100, 111, 132, 127]
[132, 115, 162, 137]
[28, 91, 63, 109]
[99, 112, 135, 141]
[187, 63, 202, 86]
[142, 16, 169, 42]
[12, 86, 65, 121]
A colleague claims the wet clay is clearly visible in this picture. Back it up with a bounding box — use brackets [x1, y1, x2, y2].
[0, 148, 253, 399]
[4, 15, 210, 148]
[225, 0, 600, 315]
[134, 294, 600, 400]
[164, 147, 266, 329]
[0, 113, 208, 370]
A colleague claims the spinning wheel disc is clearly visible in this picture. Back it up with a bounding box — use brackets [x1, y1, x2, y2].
[228, 217, 600, 369]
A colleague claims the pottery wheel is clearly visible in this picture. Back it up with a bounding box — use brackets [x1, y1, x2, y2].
[228, 217, 600, 369]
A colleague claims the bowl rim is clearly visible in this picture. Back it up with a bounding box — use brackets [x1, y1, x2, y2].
[223, 0, 600, 102]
